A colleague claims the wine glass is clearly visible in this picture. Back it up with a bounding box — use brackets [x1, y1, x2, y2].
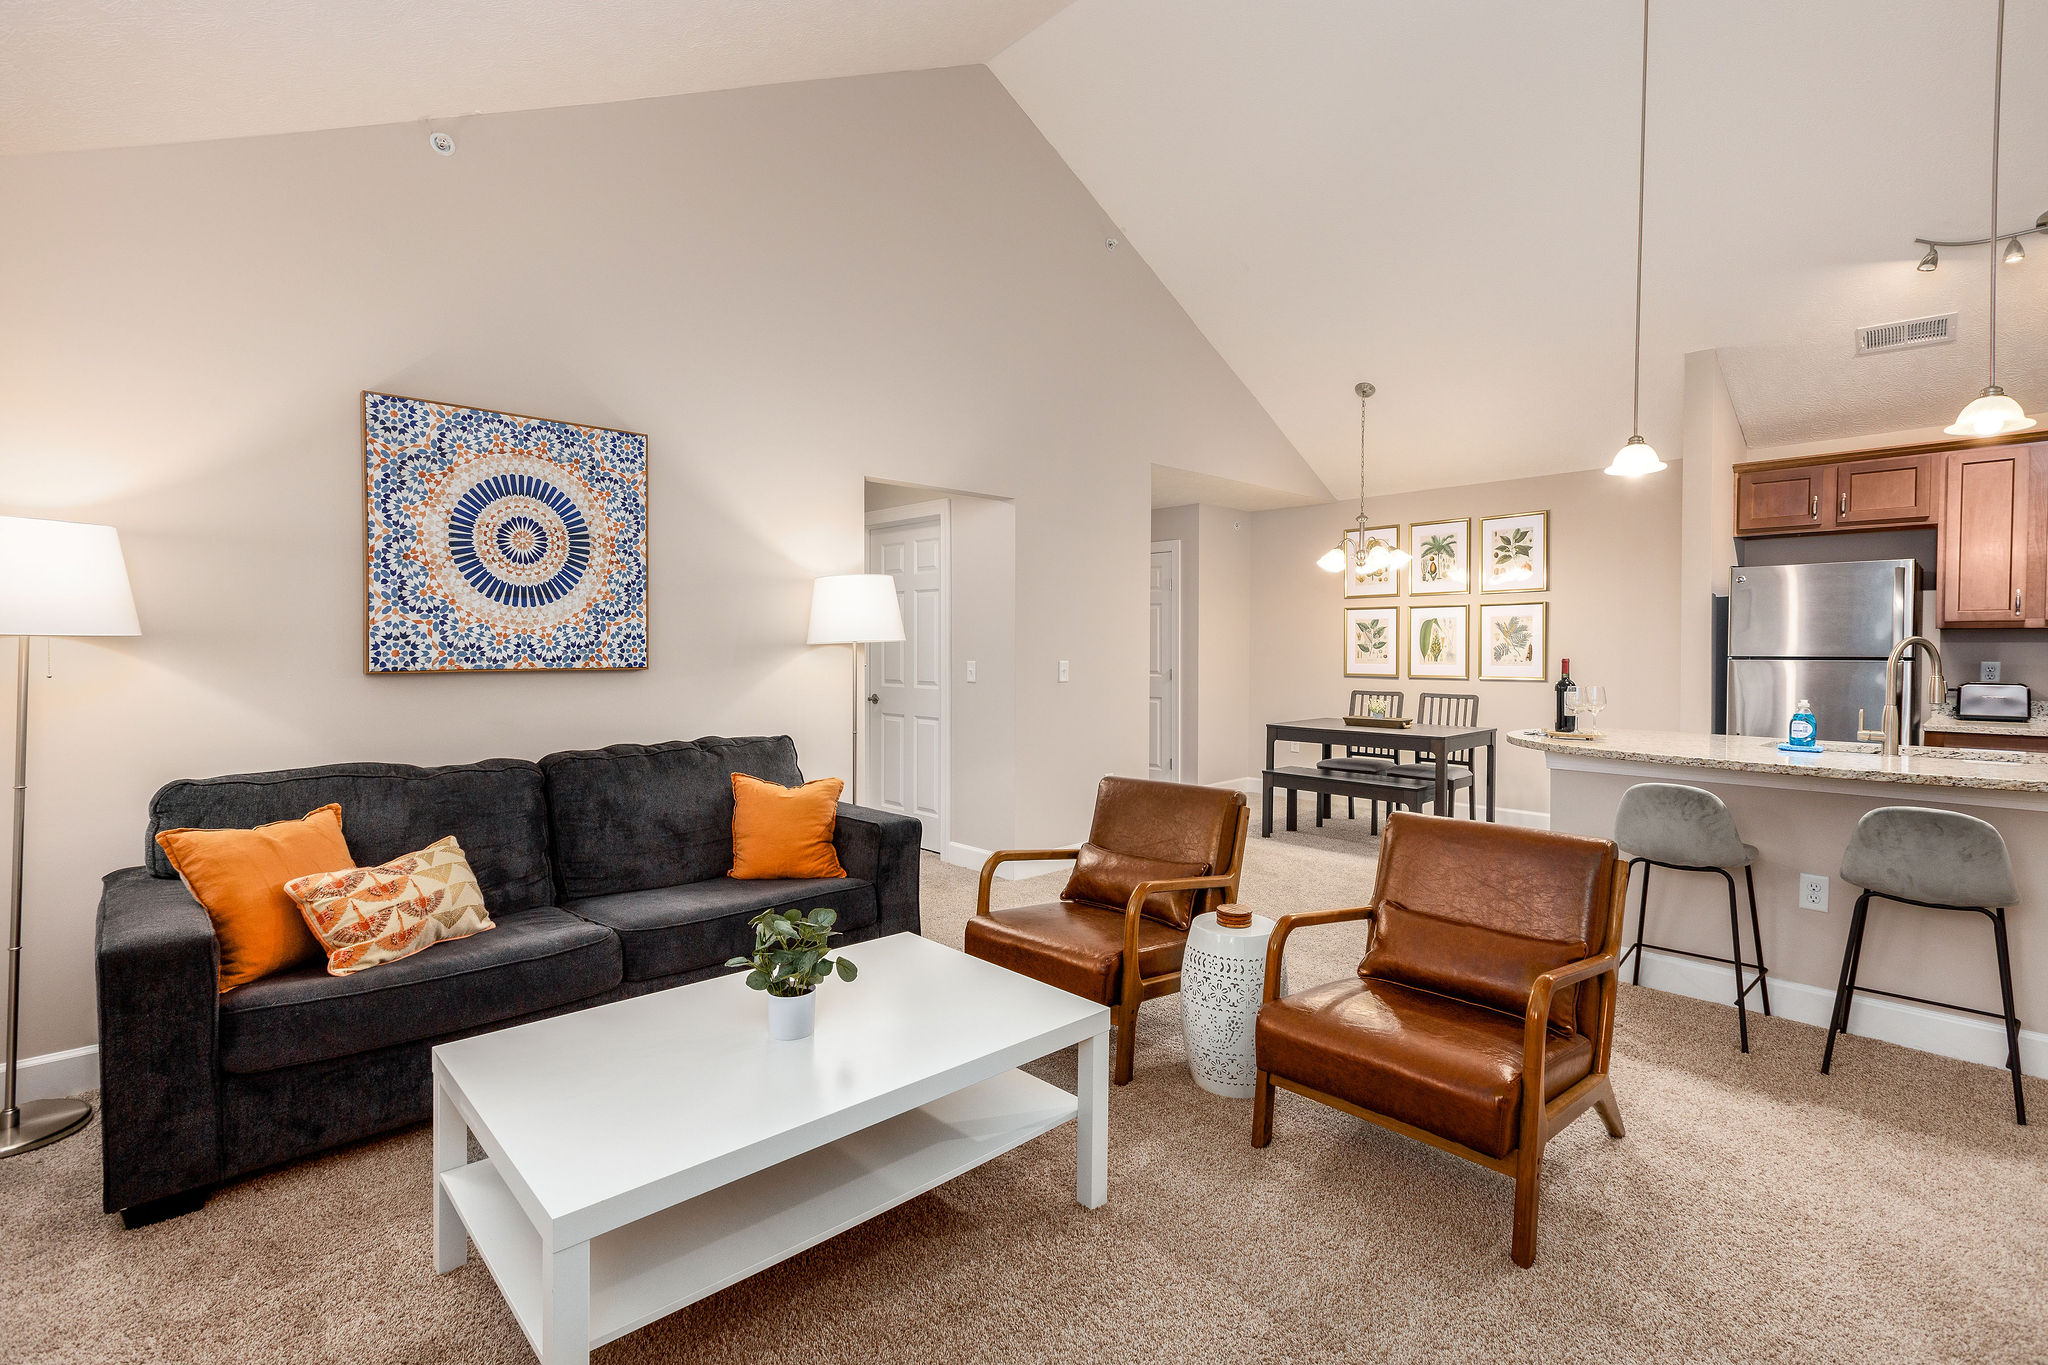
[1568, 684, 1608, 734]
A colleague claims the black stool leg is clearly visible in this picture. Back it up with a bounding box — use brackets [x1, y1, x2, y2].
[1744, 864, 1771, 1016]
[1629, 862, 1653, 985]
[1348, 795, 1355, 820]
[1720, 869, 1750, 1053]
[1822, 891, 1871, 1074]
[1370, 800, 1379, 836]
[1992, 906, 2026, 1125]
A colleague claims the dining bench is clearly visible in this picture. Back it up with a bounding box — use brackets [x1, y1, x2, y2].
[1261, 765, 1434, 837]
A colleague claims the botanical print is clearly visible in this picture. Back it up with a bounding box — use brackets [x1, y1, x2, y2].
[1408, 604, 1468, 679]
[1343, 526, 1400, 598]
[363, 392, 649, 673]
[1407, 518, 1470, 595]
[1344, 607, 1398, 678]
[1481, 511, 1549, 592]
[1478, 602, 1548, 682]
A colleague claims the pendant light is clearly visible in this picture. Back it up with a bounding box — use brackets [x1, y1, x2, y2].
[1604, 0, 1668, 477]
[1946, 0, 2036, 438]
[1318, 383, 1413, 575]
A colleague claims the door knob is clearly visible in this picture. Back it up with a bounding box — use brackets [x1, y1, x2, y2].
[867, 693, 880, 704]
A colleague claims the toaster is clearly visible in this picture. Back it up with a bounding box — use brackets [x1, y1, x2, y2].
[1958, 682, 2031, 721]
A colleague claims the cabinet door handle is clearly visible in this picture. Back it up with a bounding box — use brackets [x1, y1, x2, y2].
[1839, 492, 1848, 515]
[1811, 493, 1819, 519]
[2017, 589, 2024, 615]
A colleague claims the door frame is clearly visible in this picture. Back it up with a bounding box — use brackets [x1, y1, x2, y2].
[1149, 538, 1183, 783]
[865, 500, 950, 854]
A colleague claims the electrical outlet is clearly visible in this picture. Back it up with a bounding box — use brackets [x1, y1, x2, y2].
[966, 660, 976, 682]
[1058, 660, 1070, 683]
[1982, 660, 2002, 682]
[1799, 873, 1828, 912]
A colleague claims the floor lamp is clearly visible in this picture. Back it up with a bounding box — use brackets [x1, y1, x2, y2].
[0, 516, 140, 1158]
[806, 574, 904, 808]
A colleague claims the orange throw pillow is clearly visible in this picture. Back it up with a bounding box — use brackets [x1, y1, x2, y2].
[154, 803, 354, 992]
[729, 773, 847, 879]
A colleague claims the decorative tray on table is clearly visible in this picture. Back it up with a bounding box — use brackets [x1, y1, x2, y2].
[1343, 715, 1415, 729]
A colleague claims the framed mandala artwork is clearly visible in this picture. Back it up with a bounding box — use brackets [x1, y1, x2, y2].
[363, 392, 648, 673]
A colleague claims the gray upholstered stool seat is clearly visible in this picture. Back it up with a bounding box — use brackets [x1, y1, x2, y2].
[1613, 783, 1771, 1051]
[1825, 806, 2026, 1124]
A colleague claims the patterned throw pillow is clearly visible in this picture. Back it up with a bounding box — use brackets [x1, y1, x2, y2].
[284, 836, 495, 976]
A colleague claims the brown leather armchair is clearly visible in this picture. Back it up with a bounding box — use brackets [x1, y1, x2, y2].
[1251, 812, 1628, 1267]
[966, 776, 1250, 1085]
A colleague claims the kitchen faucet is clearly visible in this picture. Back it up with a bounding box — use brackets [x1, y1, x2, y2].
[1878, 636, 1945, 757]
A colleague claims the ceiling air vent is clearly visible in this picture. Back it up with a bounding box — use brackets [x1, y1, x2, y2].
[1856, 312, 1957, 355]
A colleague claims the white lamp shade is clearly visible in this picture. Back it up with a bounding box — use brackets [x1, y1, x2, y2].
[0, 516, 141, 636]
[1945, 391, 2037, 437]
[1604, 437, 1667, 478]
[807, 573, 904, 645]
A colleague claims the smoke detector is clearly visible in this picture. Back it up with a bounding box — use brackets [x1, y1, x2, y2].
[1855, 312, 1956, 355]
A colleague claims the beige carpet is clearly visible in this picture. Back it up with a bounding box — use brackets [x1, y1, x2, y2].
[5, 820, 2046, 1364]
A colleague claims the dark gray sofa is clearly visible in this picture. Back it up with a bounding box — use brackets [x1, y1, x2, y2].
[94, 735, 920, 1225]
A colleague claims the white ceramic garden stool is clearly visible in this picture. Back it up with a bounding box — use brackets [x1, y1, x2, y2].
[1180, 906, 1284, 1098]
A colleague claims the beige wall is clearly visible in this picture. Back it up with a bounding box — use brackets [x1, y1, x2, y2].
[1248, 465, 1684, 815]
[1194, 505, 1252, 783]
[0, 66, 1322, 1059]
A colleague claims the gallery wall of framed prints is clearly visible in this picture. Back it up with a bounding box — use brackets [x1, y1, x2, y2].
[1335, 508, 1550, 684]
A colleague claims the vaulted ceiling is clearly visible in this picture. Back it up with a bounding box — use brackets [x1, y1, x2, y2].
[7, 0, 2044, 503]
[995, 0, 2048, 497]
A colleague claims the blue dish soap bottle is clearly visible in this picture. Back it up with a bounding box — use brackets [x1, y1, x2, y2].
[1780, 699, 1821, 753]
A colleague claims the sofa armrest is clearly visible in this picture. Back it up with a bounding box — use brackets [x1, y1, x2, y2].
[95, 867, 222, 1213]
[833, 804, 922, 938]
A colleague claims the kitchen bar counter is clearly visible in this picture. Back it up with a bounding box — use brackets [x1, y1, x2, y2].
[1516, 726, 2045, 1080]
[1507, 728, 2048, 799]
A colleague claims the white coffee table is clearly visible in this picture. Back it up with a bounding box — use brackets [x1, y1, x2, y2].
[431, 932, 1110, 1364]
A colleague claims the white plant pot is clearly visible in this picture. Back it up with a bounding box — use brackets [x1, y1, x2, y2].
[767, 990, 816, 1041]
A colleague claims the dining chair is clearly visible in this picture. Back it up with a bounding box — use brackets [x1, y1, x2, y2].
[1316, 690, 1405, 828]
[1386, 691, 1480, 817]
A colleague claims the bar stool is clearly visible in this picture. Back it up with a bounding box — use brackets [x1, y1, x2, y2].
[1613, 782, 1771, 1051]
[1824, 806, 2026, 1125]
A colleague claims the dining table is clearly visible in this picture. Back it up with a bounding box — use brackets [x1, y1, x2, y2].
[1264, 716, 1499, 823]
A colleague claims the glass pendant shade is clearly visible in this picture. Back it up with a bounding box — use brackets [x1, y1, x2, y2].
[1945, 389, 2036, 437]
[2005, 237, 2025, 264]
[1316, 544, 1347, 573]
[1604, 435, 1667, 478]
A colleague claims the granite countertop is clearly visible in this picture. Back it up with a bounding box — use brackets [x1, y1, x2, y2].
[1924, 712, 2048, 738]
[1506, 728, 2048, 792]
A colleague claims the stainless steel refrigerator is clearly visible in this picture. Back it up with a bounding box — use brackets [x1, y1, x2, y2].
[1726, 559, 1919, 744]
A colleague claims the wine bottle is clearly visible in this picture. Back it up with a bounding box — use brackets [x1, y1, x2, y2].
[1555, 657, 1577, 733]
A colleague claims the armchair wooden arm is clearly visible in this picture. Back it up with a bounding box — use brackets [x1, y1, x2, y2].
[1262, 906, 1376, 1004]
[1118, 873, 1243, 1002]
[975, 849, 1081, 916]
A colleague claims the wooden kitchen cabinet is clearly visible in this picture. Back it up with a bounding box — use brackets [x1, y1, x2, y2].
[1735, 463, 1833, 534]
[1833, 451, 1937, 526]
[1939, 445, 2033, 626]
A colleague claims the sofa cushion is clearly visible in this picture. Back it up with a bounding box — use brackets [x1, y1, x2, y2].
[539, 737, 806, 899]
[146, 759, 554, 914]
[217, 906, 620, 1074]
[565, 876, 876, 982]
[1256, 977, 1592, 1159]
[153, 802, 349, 991]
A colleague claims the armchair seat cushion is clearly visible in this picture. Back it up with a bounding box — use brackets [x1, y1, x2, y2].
[566, 876, 876, 982]
[963, 901, 1186, 1004]
[218, 907, 621, 1074]
[1256, 977, 1592, 1159]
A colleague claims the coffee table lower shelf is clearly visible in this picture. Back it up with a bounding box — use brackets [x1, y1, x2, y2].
[439, 1067, 1078, 1357]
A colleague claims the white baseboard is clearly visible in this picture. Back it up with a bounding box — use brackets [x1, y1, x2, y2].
[2, 1042, 100, 1102]
[942, 841, 1076, 881]
[1214, 776, 1550, 830]
[1632, 946, 2045, 1078]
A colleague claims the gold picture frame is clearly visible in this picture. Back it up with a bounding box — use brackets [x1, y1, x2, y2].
[1477, 601, 1549, 681]
[1407, 603, 1469, 680]
[1407, 518, 1470, 595]
[1480, 510, 1549, 593]
[1344, 606, 1400, 677]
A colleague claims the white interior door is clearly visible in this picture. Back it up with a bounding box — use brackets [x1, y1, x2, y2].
[868, 515, 944, 852]
[1149, 543, 1180, 781]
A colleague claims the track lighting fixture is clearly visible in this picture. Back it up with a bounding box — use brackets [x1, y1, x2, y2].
[1918, 245, 1940, 272]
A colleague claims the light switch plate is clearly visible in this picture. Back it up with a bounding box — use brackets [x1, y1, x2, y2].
[1982, 660, 2002, 682]
[966, 660, 976, 682]
[1799, 873, 1828, 912]
[1058, 660, 1070, 683]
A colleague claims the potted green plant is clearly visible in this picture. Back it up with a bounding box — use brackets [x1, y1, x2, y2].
[724, 906, 858, 1040]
